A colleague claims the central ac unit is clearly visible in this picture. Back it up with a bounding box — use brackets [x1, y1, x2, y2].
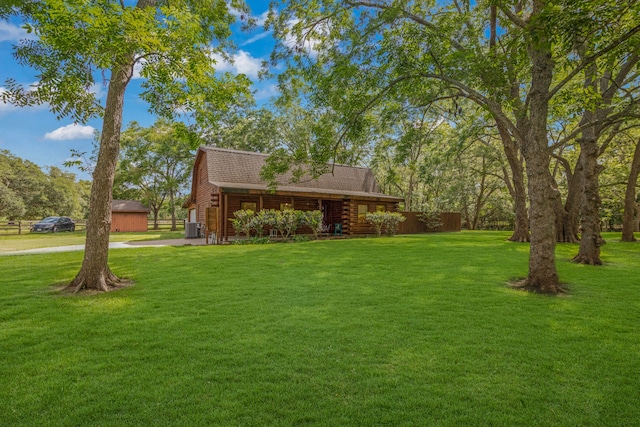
[185, 222, 199, 238]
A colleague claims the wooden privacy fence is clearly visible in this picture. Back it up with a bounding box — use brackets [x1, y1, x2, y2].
[397, 212, 461, 234]
[1, 219, 186, 235]
[0, 221, 87, 235]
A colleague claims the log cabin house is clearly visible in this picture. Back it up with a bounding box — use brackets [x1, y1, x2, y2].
[183, 147, 403, 243]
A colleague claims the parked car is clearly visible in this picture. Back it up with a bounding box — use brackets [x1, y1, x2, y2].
[31, 216, 75, 233]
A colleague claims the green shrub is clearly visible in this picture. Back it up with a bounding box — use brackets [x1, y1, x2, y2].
[303, 210, 323, 239]
[230, 209, 254, 239]
[365, 212, 387, 237]
[384, 212, 406, 236]
[365, 212, 407, 237]
[417, 211, 443, 232]
[277, 209, 301, 240]
[231, 209, 322, 241]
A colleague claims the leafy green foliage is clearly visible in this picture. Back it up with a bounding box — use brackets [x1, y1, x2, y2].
[2, 0, 251, 126]
[365, 212, 386, 237]
[365, 211, 407, 237]
[230, 209, 255, 239]
[417, 211, 443, 231]
[231, 209, 323, 240]
[0, 150, 88, 220]
[203, 106, 281, 153]
[302, 210, 323, 239]
[116, 119, 197, 229]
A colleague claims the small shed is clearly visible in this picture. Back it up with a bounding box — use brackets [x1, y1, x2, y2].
[111, 200, 150, 232]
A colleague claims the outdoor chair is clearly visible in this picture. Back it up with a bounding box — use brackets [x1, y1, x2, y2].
[334, 223, 343, 236]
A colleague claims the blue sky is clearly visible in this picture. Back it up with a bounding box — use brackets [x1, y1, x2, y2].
[0, 1, 278, 181]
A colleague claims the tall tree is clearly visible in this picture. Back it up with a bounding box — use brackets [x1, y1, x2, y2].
[2, 0, 250, 291]
[270, 0, 640, 293]
[118, 120, 196, 231]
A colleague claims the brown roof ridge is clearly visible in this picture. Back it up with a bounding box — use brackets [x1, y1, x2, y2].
[199, 145, 374, 171]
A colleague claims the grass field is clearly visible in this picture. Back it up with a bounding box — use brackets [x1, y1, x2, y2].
[1, 231, 639, 425]
[0, 230, 184, 253]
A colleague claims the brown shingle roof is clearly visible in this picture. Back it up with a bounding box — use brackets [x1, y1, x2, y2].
[112, 200, 150, 213]
[200, 146, 401, 200]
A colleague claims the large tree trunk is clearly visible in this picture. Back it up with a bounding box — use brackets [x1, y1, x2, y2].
[519, 19, 562, 294]
[552, 184, 580, 243]
[497, 123, 530, 242]
[170, 189, 178, 231]
[572, 47, 606, 264]
[522, 147, 561, 293]
[622, 139, 640, 241]
[551, 150, 582, 243]
[153, 208, 160, 230]
[573, 134, 605, 264]
[68, 61, 134, 292]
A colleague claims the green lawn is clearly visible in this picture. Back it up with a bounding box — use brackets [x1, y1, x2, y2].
[1, 232, 639, 426]
[0, 230, 184, 253]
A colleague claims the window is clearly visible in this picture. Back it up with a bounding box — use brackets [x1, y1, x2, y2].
[358, 204, 368, 223]
[241, 202, 257, 212]
[376, 205, 385, 212]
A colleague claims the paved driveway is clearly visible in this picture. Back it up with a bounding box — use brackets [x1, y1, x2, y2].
[1, 238, 207, 256]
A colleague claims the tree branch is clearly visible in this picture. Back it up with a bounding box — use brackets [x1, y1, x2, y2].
[497, 4, 527, 28]
[343, 0, 465, 51]
[548, 23, 640, 100]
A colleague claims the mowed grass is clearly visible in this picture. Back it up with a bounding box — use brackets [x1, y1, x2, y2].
[0, 230, 184, 253]
[1, 231, 639, 426]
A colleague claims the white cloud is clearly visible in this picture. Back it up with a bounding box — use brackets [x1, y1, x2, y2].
[44, 124, 95, 141]
[85, 83, 106, 99]
[0, 21, 37, 43]
[253, 11, 270, 27]
[242, 30, 272, 46]
[254, 84, 279, 101]
[211, 50, 262, 79]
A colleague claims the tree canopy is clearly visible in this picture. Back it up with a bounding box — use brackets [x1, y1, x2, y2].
[0, 150, 88, 220]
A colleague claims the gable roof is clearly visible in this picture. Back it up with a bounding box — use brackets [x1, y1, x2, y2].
[112, 200, 150, 213]
[197, 146, 401, 201]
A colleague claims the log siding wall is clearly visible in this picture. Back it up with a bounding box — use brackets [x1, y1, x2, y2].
[195, 158, 216, 224]
[219, 195, 400, 238]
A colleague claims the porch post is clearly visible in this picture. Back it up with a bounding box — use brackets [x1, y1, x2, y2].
[217, 190, 224, 244]
[223, 193, 229, 242]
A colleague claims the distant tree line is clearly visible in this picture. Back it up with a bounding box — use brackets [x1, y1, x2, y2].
[0, 150, 90, 221]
